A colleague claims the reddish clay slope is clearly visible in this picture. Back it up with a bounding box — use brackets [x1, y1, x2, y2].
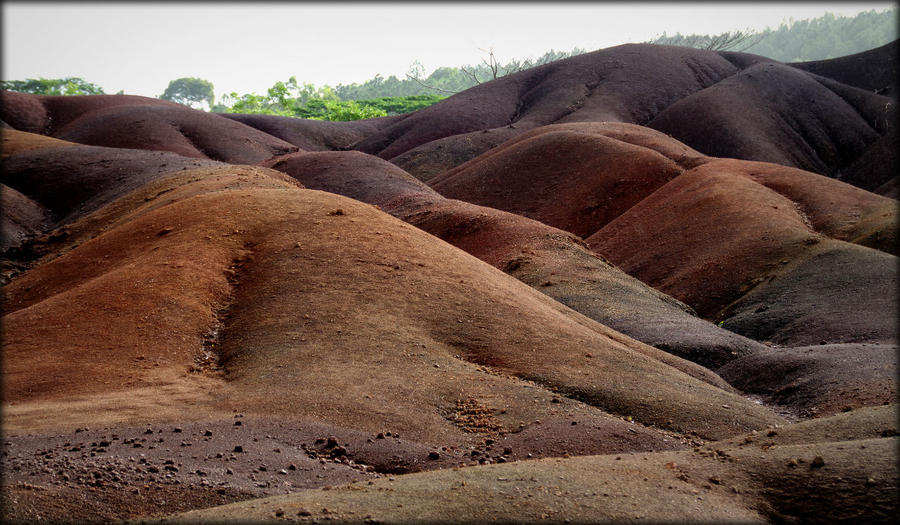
[2, 167, 780, 443]
[263, 147, 764, 371]
[0, 91, 178, 134]
[586, 159, 897, 321]
[430, 123, 704, 237]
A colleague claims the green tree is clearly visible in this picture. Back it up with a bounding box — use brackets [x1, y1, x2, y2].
[159, 77, 215, 110]
[0, 77, 105, 95]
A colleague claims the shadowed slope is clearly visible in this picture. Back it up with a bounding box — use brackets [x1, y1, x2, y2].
[840, 126, 899, 196]
[355, 44, 741, 160]
[52, 103, 299, 163]
[264, 147, 764, 371]
[648, 62, 889, 181]
[718, 343, 897, 418]
[790, 39, 899, 97]
[2, 141, 222, 228]
[2, 166, 783, 444]
[221, 112, 404, 152]
[1, 184, 50, 251]
[0, 91, 178, 135]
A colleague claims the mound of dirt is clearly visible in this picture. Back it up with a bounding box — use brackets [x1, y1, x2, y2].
[221, 112, 404, 152]
[647, 62, 886, 180]
[430, 122, 704, 237]
[587, 159, 896, 322]
[718, 343, 897, 418]
[355, 44, 742, 160]
[389, 126, 520, 182]
[1, 184, 50, 251]
[157, 432, 898, 524]
[2, 140, 222, 228]
[260, 150, 443, 209]
[840, 126, 899, 196]
[2, 166, 781, 444]
[264, 147, 763, 371]
[790, 39, 898, 97]
[719, 241, 897, 346]
[51, 103, 298, 163]
[0, 92, 177, 134]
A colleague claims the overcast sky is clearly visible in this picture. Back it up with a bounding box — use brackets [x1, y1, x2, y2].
[2, 1, 895, 98]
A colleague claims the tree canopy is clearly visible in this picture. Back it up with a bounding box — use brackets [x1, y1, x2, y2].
[647, 8, 897, 62]
[0, 77, 105, 95]
[159, 77, 215, 109]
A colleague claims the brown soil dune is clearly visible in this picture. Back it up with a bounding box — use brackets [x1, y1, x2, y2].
[2, 166, 781, 443]
[0, 92, 299, 163]
[430, 122, 705, 237]
[1, 128, 76, 159]
[587, 159, 897, 322]
[354, 44, 742, 160]
[260, 150, 444, 209]
[0, 92, 177, 134]
[2, 140, 222, 229]
[263, 147, 764, 371]
[52, 103, 299, 163]
[718, 343, 897, 418]
[790, 39, 898, 97]
[718, 242, 897, 346]
[647, 62, 889, 180]
[221, 112, 404, 152]
[159, 419, 898, 524]
[389, 126, 520, 182]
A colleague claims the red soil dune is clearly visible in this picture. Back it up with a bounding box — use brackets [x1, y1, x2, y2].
[262, 147, 764, 371]
[0, 92, 299, 163]
[0, 92, 177, 134]
[1, 41, 896, 524]
[52, 103, 299, 163]
[586, 158, 897, 318]
[430, 122, 705, 237]
[260, 150, 444, 210]
[2, 167, 781, 445]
